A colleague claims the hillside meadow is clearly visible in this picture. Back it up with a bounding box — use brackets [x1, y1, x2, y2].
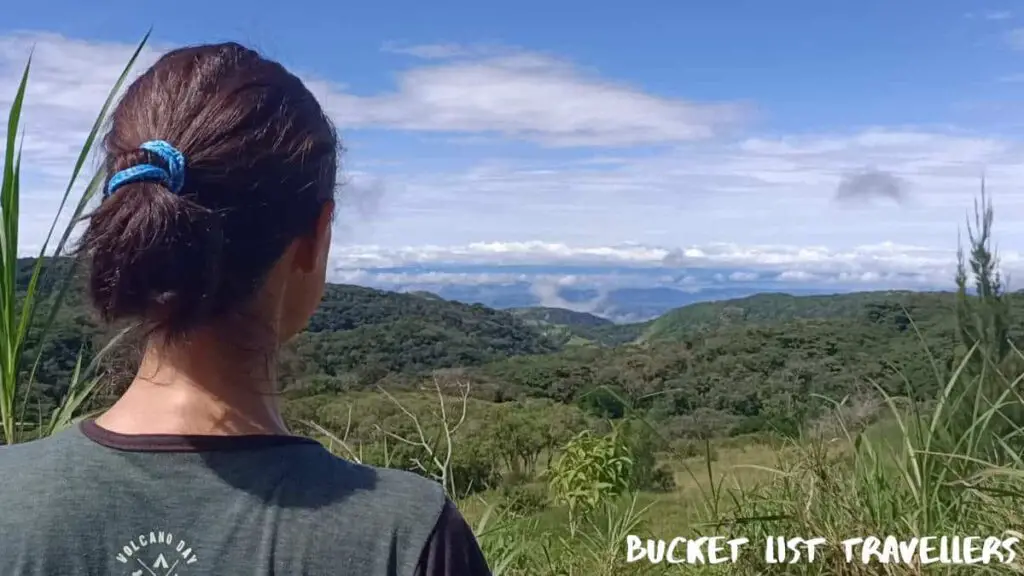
[5, 43, 1024, 575]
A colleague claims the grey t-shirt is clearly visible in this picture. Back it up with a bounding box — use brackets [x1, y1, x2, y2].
[0, 421, 491, 575]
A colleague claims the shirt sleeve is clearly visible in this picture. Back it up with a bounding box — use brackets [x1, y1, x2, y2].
[413, 498, 492, 576]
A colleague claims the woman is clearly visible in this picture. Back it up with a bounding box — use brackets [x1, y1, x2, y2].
[0, 42, 491, 575]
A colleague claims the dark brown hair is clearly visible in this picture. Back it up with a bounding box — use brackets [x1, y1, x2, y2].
[81, 42, 338, 339]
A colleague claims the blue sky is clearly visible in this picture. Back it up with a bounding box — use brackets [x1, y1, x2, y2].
[18, 0, 1018, 132]
[3, 0, 1024, 312]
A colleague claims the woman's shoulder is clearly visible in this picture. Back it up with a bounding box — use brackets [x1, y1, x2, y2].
[348, 458, 448, 513]
[297, 451, 456, 570]
[316, 460, 491, 575]
[307, 449, 449, 525]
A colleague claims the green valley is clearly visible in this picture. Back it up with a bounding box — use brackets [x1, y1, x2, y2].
[19, 256, 1011, 443]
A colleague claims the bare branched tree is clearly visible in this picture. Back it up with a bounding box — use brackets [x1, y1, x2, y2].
[373, 377, 471, 498]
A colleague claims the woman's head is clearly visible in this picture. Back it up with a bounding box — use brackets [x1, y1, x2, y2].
[82, 42, 338, 344]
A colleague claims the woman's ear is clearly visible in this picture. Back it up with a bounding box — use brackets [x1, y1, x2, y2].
[314, 200, 335, 266]
[294, 201, 335, 273]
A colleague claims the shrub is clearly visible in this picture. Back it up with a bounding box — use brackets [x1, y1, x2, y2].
[547, 426, 633, 534]
[499, 484, 548, 518]
[449, 438, 502, 495]
[645, 464, 676, 493]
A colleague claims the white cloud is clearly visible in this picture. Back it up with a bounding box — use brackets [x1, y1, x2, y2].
[1006, 28, 1024, 50]
[333, 268, 535, 286]
[0, 32, 166, 253]
[0, 32, 160, 177]
[729, 271, 760, 281]
[329, 241, 662, 268]
[314, 43, 749, 147]
[380, 42, 500, 60]
[347, 128, 1024, 253]
[967, 10, 1013, 20]
[329, 239, 995, 284]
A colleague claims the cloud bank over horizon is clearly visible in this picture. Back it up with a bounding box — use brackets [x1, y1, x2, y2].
[326, 238, 1016, 318]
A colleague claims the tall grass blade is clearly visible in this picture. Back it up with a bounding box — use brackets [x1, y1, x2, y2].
[17, 33, 150, 430]
[0, 32, 150, 445]
[0, 57, 32, 445]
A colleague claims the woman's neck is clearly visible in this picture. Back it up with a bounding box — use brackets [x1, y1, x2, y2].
[95, 327, 290, 437]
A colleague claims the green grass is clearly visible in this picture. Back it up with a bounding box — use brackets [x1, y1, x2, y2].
[456, 391, 1024, 574]
[465, 340, 1024, 573]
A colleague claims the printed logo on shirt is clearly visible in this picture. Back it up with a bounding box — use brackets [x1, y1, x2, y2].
[114, 530, 198, 575]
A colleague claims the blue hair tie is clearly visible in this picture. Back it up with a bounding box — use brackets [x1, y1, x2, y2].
[105, 140, 187, 198]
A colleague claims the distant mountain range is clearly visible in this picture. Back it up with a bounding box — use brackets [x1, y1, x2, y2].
[417, 282, 858, 323]
[334, 263, 946, 322]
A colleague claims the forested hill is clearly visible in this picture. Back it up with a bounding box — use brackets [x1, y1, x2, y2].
[16, 256, 561, 389]
[511, 307, 613, 328]
[285, 284, 561, 384]
[509, 306, 645, 346]
[642, 290, 961, 341]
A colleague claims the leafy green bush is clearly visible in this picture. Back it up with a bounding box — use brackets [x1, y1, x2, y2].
[546, 426, 633, 534]
[449, 438, 503, 495]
